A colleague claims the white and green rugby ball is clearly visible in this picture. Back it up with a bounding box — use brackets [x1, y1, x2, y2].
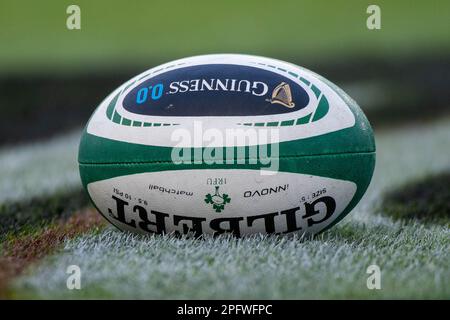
[79, 54, 375, 237]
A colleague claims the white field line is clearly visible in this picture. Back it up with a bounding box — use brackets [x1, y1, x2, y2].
[351, 117, 450, 224]
[0, 130, 82, 204]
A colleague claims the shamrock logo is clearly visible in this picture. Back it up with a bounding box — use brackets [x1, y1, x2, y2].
[204, 186, 231, 213]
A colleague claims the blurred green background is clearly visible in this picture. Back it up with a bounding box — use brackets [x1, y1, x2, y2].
[0, 0, 449, 144]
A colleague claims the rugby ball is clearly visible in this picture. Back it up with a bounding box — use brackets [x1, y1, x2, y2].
[78, 54, 375, 237]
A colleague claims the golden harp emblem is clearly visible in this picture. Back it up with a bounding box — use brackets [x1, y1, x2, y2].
[267, 82, 295, 108]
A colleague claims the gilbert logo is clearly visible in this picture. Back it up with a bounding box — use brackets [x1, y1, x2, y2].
[268, 82, 295, 108]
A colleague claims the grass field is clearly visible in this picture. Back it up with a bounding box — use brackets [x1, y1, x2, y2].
[3, 119, 448, 299]
[0, 131, 81, 203]
[0, 0, 448, 300]
[1, 0, 449, 73]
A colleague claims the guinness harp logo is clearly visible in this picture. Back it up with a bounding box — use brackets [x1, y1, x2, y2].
[268, 82, 295, 108]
